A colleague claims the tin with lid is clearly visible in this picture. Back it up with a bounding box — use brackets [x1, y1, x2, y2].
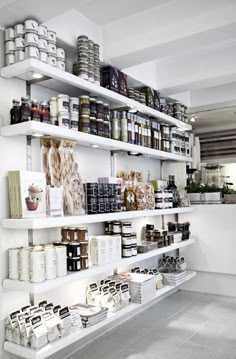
[57, 94, 69, 112]
[48, 54, 57, 67]
[69, 97, 79, 113]
[5, 53, 15, 66]
[56, 48, 65, 60]
[39, 50, 48, 63]
[70, 112, 78, 130]
[58, 111, 70, 128]
[24, 19, 38, 34]
[55, 245, 67, 277]
[25, 46, 39, 59]
[25, 32, 39, 46]
[38, 25, 48, 39]
[57, 60, 65, 71]
[29, 249, 46, 283]
[39, 38, 48, 51]
[48, 43, 56, 55]
[15, 50, 25, 62]
[15, 37, 25, 50]
[14, 24, 24, 37]
[5, 27, 14, 42]
[5, 41, 15, 54]
[47, 30, 56, 44]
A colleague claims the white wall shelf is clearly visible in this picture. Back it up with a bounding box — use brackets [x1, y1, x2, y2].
[0, 59, 192, 131]
[2, 207, 194, 229]
[3, 238, 196, 294]
[3, 270, 196, 359]
[1, 122, 192, 162]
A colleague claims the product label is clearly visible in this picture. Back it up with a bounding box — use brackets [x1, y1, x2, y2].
[62, 101, 69, 111]
[73, 104, 79, 112]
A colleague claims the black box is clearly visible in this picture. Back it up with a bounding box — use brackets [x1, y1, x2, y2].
[102, 66, 119, 93]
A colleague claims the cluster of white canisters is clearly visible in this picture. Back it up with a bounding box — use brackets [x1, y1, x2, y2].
[8, 244, 67, 283]
[5, 19, 66, 70]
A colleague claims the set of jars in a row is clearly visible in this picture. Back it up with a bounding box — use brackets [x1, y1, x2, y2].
[5, 19, 66, 70]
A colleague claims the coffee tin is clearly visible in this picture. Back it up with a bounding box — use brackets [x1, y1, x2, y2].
[18, 248, 30, 281]
[25, 46, 39, 59]
[9, 248, 20, 279]
[55, 245, 67, 277]
[14, 24, 24, 37]
[29, 250, 45, 283]
[5, 27, 14, 42]
[24, 19, 38, 34]
[38, 25, 48, 39]
[47, 30, 56, 44]
[45, 246, 57, 280]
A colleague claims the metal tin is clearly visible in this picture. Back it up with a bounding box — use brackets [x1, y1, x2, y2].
[5, 27, 14, 42]
[39, 50, 48, 63]
[57, 59, 65, 71]
[122, 237, 132, 246]
[56, 48, 65, 59]
[47, 30, 56, 43]
[29, 250, 46, 283]
[57, 94, 69, 112]
[5, 53, 15, 66]
[122, 245, 132, 258]
[50, 97, 57, 116]
[48, 42, 56, 55]
[113, 221, 122, 234]
[77, 227, 88, 242]
[14, 23, 24, 38]
[67, 242, 80, 257]
[55, 246, 67, 277]
[18, 248, 30, 281]
[80, 241, 88, 256]
[39, 38, 48, 51]
[48, 54, 57, 67]
[67, 257, 81, 271]
[25, 46, 39, 59]
[14, 47, 26, 62]
[15, 36, 24, 50]
[24, 19, 38, 33]
[9, 248, 20, 279]
[79, 96, 90, 116]
[44, 246, 57, 280]
[69, 97, 79, 113]
[122, 222, 132, 234]
[5, 41, 15, 53]
[38, 25, 48, 39]
[80, 255, 89, 270]
[25, 32, 39, 46]
[70, 112, 78, 130]
[58, 111, 70, 128]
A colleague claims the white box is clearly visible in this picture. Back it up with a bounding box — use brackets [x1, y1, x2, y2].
[111, 235, 121, 261]
[89, 236, 109, 266]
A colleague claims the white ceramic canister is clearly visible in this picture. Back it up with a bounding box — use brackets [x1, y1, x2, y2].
[25, 32, 39, 46]
[48, 54, 57, 67]
[39, 50, 48, 63]
[14, 23, 24, 37]
[47, 30, 56, 44]
[9, 248, 20, 279]
[25, 46, 39, 59]
[57, 59, 65, 71]
[39, 38, 48, 51]
[56, 48, 65, 59]
[15, 36, 25, 50]
[48, 42, 56, 55]
[58, 111, 70, 128]
[57, 94, 69, 112]
[49, 97, 57, 116]
[70, 112, 78, 131]
[24, 19, 38, 34]
[15, 50, 25, 62]
[55, 246, 67, 277]
[29, 250, 45, 283]
[5, 27, 14, 42]
[69, 97, 79, 113]
[5, 53, 15, 66]
[18, 248, 30, 281]
[44, 246, 57, 280]
[38, 25, 47, 39]
[5, 40, 15, 53]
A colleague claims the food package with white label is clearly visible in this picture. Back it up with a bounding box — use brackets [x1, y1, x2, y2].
[30, 315, 48, 349]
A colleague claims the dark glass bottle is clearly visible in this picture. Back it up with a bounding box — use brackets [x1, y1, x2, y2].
[166, 175, 178, 208]
[20, 97, 31, 122]
[31, 100, 41, 121]
[40, 101, 50, 124]
[10, 99, 20, 125]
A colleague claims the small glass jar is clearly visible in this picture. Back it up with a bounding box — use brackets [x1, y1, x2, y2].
[122, 222, 132, 234]
[77, 227, 88, 242]
[113, 221, 122, 234]
[96, 100, 104, 119]
[90, 97, 97, 117]
[68, 228, 78, 242]
[80, 255, 89, 270]
[111, 111, 119, 140]
[97, 118, 104, 137]
[61, 227, 68, 241]
[40, 101, 50, 124]
[90, 117, 97, 135]
[120, 111, 128, 142]
[80, 241, 88, 256]
[79, 96, 90, 116]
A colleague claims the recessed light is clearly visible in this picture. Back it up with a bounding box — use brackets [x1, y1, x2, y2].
[190, 115, 196, 123]
[129, 108, 138, 114]
[32, 72, 43, 79]
[91, 144, 99, 148]
[33, 133, 43, 138]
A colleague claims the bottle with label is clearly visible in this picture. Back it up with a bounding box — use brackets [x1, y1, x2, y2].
[40, 101, 50, 124]
[20, 97, 31, 122]
[10, 99, 20, 125]
[127, 113, 133, 144]
[166, 175, 178, 208]
[121, 111, 128, 142]
[111, 111, 119, 140]
[31, 100, 41, 121]
[124, 181, 136, 211]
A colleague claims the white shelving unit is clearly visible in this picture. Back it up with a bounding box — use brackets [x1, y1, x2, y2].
[3, 238, 196, 294]
[0, 59, 192, 131]
[2, 207, 194, 229]
[4, 270, 196, 359]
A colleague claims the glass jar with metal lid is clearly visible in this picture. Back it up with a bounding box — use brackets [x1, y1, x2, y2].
[79, 96, 90, 116]
[122, 222, 132, 234]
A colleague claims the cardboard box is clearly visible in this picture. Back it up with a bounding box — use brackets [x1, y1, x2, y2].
[119, 71, 128, 97]
[102, 66, 119, 93]
[139, 87, 155, 108]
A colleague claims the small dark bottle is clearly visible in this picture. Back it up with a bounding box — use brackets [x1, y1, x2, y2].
[166, 175, 178, 208]
[40, 101, 50, 124]
[31, 99, 41, 121]
[20, 97, 31, 122]
[10, 99, 20, 125]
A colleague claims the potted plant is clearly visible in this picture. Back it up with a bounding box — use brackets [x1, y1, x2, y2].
[186, 183, 202, 203]
[222, 185, 236, 203]
[201, 184, 222, 204]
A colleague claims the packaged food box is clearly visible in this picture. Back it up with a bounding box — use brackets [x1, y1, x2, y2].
[101, 66, 119, 93]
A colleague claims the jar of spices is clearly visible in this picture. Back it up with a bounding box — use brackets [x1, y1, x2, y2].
[113, 221, 122, 234]
[90, 117, 97, 135]
[90, 97, 97, 117]
[77, 227, 88, 242]
[96, 100, 104, 119]
[111, 111, 119, 140]
[96, 118, 104, 137]
[68, 228, 78, 242]
[31, 100, 41, 121]
[80, 241, 88, 256]
[120, 111, 128, 142]
[80, 255, 89, 270]
[40, 101, 50, 124]
[79, 96, 90, 116]
[146, 120, 151, 148]
[79, 114, 90, 133]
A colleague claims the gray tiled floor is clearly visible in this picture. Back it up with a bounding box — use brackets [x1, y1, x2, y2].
[68, 291, 236, 359]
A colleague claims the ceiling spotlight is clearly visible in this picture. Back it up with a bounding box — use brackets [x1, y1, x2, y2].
[128, 108, 138, 114]
[32, 72, 43, 79]
[33, 133, 43, 138]
[91, 144, 99, 148]
[190, 115, 196, 123]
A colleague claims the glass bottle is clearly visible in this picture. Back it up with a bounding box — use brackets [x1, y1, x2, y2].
[40, 101, 50, 124]
[127, 112, 133, 144]
[31, 99, 41, 121]
[146, 120, 151, 148]
[20, 97, 31, 122]
[111, 110, 119, 140]
[121, 111, 128, 142]
[124, 181, 136, 211]
[134, 115, 139, 145]
[166, 175, 178, 208]
[10, 99, 20, 125]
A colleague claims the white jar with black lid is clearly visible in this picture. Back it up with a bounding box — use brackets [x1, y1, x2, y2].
[57, 94, 69, 113]
[122, 222, 132, 234]
[58, 111, 70, 128]
[122, 245, 132, 258]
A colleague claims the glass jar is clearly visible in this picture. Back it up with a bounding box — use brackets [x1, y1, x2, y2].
[79, 96, 90, 116]
[96, 100, 104, 119]
[97, 118, 104, 137]
[20, 96, 31, 122]
[40, 101, 50, 124]
[111, 111, 119, 140]
[120, 111, 128, 142]
[79, 114, 90, 133]
[77, 227, 88, 242]
[90, 97, 97, 117]
[31, 99, 41, 121]
[10, 99, 20, 125]
[80, 255, 89, 270]
[80, 241, 88, 256]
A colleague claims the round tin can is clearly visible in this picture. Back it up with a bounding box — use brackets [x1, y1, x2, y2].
[67, 242, 80, 257]
[56, 48, 65, 59]
[48, 42, 56, 55]
[70, 112, 78, 130]
[69, 97, 79, 113]
[5, 27, 14, 42]
[5, 41, 15, 53]
[47, 30, 56, 43]
[39, 50, 48, 63]
[57, 59, 65, 71]
[57, 94, 69, 112]
[67, 257, 81, 272]
[15, 50, 25, 62]
[25, 46, 39, 59]
[38, 25, 48, 39]
[29, 250, 46, 283]
[55, 245, 67, 277]
[50, 97, 57, 116]
[14, 23, 24, 37]
[122, 245, 132, 258]
[15, 37, 25, 49]
[80, 241, 88, 256]
[77, 227, 88, 242]
[122, 222, 132, 234]
[80, 255, 89, 270]
[39, 38, 48, 51]
[113, 221, 122, 234]
[24, 19, 38, 33]
[9, 248, 20, 279]
[5, 53, 15, 66]
[79, 96, 90, 116]
[18, 247, 30, 281]
[45, 246, 57, 280]
[58, 111, 70, 128]
[25, 32, 39, 46]
[122, 236, 132, 246]
[48, 54, 57, 67]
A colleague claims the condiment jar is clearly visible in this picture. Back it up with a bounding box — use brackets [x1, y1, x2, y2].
[70, 112, 78, 131]
[24, 19, 38, 34]
[79, 96, 90, 116]
[122, 222, 132, 234]
[38, 25, 48, 39]
[111, 111, 119, 140]
[77, 227, 88, 242]
[113, 221, 122, 234]
[58, 112, 70, 128]
[69, 98, 79, 113]
[121, 111, 128, 142]
[57, 94, 69, 113]
[47, 30, 56, 44]
[40, 102, 50, 124]
[79, 114, 90, 133]
[5, 41, 15, 54]
[31, 99, 41, 121]
[80, 241, 88, 256]
[80, 256, 89, 270]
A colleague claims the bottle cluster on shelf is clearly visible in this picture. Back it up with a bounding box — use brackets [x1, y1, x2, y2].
[5, 19, 66, 69]
[85, 182, 122, 214]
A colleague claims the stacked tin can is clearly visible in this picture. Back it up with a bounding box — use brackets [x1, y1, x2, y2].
[4, 19, 66, 70]
[86, 182, 121, 215]
[93, 43, 100, 85]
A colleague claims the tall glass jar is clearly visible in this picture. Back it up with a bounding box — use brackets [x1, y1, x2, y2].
[121, 111, 128, 142]
[111, 110, 119, 140]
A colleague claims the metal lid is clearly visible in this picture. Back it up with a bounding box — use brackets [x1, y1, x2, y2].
[57, 94, 69, 99]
